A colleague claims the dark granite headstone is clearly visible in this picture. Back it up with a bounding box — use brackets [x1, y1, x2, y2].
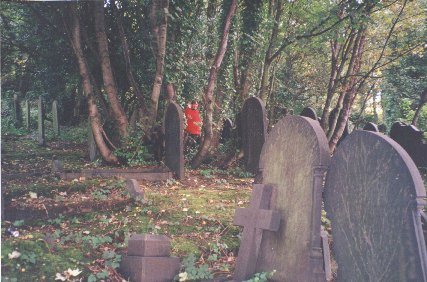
[220, 118, 233, 144]
[88, 121, 99, 162]
[255, 115, 331, 281]
[38, 97, 45, 146]
[241, 97, 267, 174]
[363, 121, 379, 132]
[25, 100, 30, 129]
[324, 130, 427, 281]
[300, 107, 318, 120]
[233, 184, 281, 281]
[390, 122, 427, 167]
[13, 94, 22, 128]
[52, 100, 60, 136]
[120, 234, 180, 282]
[164, 102, 184, 179]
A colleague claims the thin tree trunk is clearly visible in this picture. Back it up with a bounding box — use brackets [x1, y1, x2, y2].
[94, 1, 128, 138]
[147, 0, 169, 127]
[412, 89, 427, 126]
[191, 0, 237, 168]
[67, 4, 118, 164]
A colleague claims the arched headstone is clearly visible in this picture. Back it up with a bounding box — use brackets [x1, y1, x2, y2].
[254, 115, 331, 281]
[390, 122, 427, 167]
[241, 97, 267, 174]
[164, 102, 184, 179]
[300, 107, 318, 121]
[363, 121, 379, 132]
[324, 130, 427, 281]
[220, 118, 233, 144]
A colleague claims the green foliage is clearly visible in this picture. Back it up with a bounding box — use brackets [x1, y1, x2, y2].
[178, 254, 213, 281]
[114, 127, 154, 166]
[244, 270, 276, 282]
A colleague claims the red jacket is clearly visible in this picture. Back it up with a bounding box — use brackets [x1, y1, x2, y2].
[185, 108, 202, 135]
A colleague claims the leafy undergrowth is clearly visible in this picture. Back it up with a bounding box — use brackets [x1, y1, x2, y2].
[1, 130, 253, 281]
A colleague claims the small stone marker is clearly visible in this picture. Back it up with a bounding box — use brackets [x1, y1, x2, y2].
[13, 94, 22, 128]
[363, 121, 379, 132]
[25, 100, 30, 129]
[52, 159, 63, 173]
[164, 102, 184, 179]
[255, 115, 331, 281]
[233, 184, 281, 281]
[38, 96, 45, 146]
[126, 179, 144, 199]
[241, 97, 267, 174]
[120, 234, 180, 282]
[390, 122, 427, 167]
[88, 121, 99, 162]
[52, 100, 60, 136]
[324, 130, 427, 281]
[300, 106, 318, 120]
[220, 118, 233, 144]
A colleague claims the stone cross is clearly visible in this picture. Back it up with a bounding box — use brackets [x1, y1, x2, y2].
[233, 184, 281, 281]
[38, 96, 45, 146]
[52, 100, 60, 136]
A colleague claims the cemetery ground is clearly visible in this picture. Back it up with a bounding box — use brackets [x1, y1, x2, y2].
[1, 126, 256, 281]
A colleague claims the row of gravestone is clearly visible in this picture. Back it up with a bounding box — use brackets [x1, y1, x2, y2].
[233, 114, 427, 281]
[13, 97, 60, 145]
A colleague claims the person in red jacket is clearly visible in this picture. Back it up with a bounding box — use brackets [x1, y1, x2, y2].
[184, 100, 202, 148]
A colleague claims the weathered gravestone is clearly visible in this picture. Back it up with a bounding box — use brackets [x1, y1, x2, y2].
[38, 96, 45, 146]
[13, 94, 22, 128]
[324, 130, 427, 281]
[220, 118, 233, 144]
[300, 107, 318, 120]
[25, 100, 30, 129]
[164, 102, 184, 179]
[126, 179, 144, 199]
[233, 184, 281, 281]
[253, 115, 331, 281]
[363, 121, 379, 132]
[120, 234, 180, 282]
[52, 100, 60, 136]
[390, 122, 427, 167]
[88, 121, 99, 162]
[241, 97, 267, 174]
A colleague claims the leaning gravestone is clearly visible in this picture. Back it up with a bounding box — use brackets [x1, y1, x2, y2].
[254, 115, 331, 281]
[164, 102, 184, 179]
[52, 100, 60, 136]
[241, 97, 267, 174]
[25, 100, 30, 129]
[390, 122, 427, 167]
[300, 107, 318, 121]
[363, 121, 379, 132]
[38, 96, 45, 146]
[324, 130, 427, 281]
[220, 118, 233, 144]
[88, 121, 99, 162]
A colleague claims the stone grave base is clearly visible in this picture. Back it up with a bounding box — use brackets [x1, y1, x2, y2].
[59, 167, 172, 181]
[120, 256, 180, 281]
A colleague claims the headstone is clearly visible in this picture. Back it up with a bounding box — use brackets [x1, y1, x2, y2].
[255, 115, 331, 281]
[363, 121, 379, 132]
[241, 97, 267, 174]
[13, 94, 22, 128]
[233, 184, 281, 281]
[300, 107, 318, 120]
[88, 121, 99, 162]
[220, 118, 233, 144]
[38, 96, 45, 146]
[126, 179, 144, 199]
[164, 102, 184, 179]
[52, 100, 60, 136]
[390, 122, 427, 167]
[324, 130, 427, 281]
[52, 159, 63, 173]
[25, 100, 30, 129]
[378, 123, 387, 133]
[120, 234, 180, 282]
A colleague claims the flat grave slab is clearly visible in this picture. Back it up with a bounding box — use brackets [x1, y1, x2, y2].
[59, 167, 172, 181]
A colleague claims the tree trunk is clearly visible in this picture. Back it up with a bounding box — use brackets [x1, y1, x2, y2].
[68, 4, 118, 164]
[147, 0, 169, 127]
[412, 89, 427, 126]
[191, 0, 237, 168]
[94, 1, 128, 138]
